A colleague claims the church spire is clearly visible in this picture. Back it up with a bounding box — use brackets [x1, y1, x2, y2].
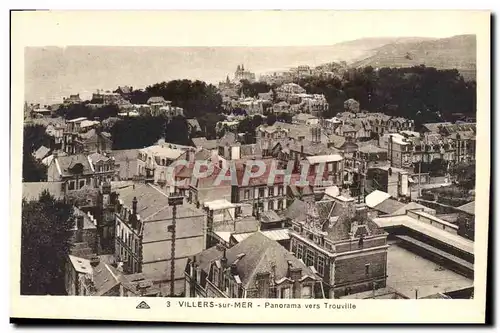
[237, 65, 241, 71]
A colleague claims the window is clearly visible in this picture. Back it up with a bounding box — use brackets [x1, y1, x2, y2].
[301, 285, 312, 299]
[268, 187, 274, 197]
[317, 256, 325, 276]
[305, 249, 314, 267]
[296, 244, 304, 259]
[280, 287, 291, 299]
[268, 200, 274, 210]
[277, 200, 283, 210]
[68, 181, 75, 190]
[79, 179, 85, 189]
[213, 267, 219, 286]
[244, 190, 250, 200]
[365, 264, 370, 277]
[278, 186, 283, 195]
[258, 188, 265, 197]
[291, 241, 297, 255]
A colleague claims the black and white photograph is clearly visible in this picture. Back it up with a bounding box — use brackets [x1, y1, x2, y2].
[10, 10, 490, 324]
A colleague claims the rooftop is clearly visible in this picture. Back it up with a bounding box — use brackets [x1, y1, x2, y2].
[372, 214, 474, 254]
[387, 241, 472, 298]
[194, 232, 318, 289]
[457, 201, 475, 215]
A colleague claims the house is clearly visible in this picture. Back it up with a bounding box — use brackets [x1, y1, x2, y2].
[63, 94, 82, 105]
[203, 199, 259, 248]
[62, 118, 112, 155]
[276, 83, 307, 102]
[112, 182, 206, 295]
[288, 194, 389, 298]
[65, 254, 124, 296]
[110, 149, 138, 180]
[136, 142, 190, 191]
[71, 207, 98, 253]
[187, 119, 202, 136]
[32, 145, 51, 161]
[192, 137, 218, 151]
[365, 165, 411, 199]
[184, 232, 325, 298]
[293, 113, 319, 125]
[47, 152, 117, 192]
[230, 159, 290, 217]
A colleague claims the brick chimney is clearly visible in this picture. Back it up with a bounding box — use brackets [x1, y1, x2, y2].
[76, 216, 84, 230]
[290, 267, 303, 298]
[90, 255, 100, 267]
[132, 196, 138, 215]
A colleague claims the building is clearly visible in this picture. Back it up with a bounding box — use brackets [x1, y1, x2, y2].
[230, 159, 290, 217]
[65, 253, 125, 296]
[112, 182, 206, 295]
[184, 232, 325, 298]
[63, 94, 82, 105]
[91, 90, 127, 105]
[287, 194, 389, 298]
[275, 83, 307, 102]
[203, 199, 259, 248]
[47, 152, 117, 193]
[365, 165, 411, 200]
[110, 149, 139, 180]
[372, 208, 474, 279]
[71, 206, 99, 253]
[62, 117, 112, 155]
[233, 64, 256, 83]
[293, 113, 319, 125]
[136, 142, 191, 190]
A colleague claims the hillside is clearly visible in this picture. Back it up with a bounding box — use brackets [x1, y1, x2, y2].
[351, 35, 476, 80]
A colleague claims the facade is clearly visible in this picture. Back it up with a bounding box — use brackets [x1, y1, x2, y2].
[63, 94, 82, 105]
[185, 232, 325, 298]
[233, 64, 256, 83]
[112, 182, 206, 296]
[65, 254, 123, 296]
[47, 152, 117, 193]
[62, 117, 112, 155]
[288, 195, 389, 298]
[136, 143, 190, 190]
[230, 160, 289, 217]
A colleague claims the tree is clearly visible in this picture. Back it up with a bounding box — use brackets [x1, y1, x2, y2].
[165, 116, 190, 145]
[277, 112, 293, 123]
[21, 191, 75, 295]
[23, 125, 51, 182]
[266, 114, 277, 126]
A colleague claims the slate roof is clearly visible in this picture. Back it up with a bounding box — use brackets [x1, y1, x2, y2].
[33, 145, 50, 160]
[373, 198, 406, 215]
[110, 149, 139, 180]
[54, 154, 94, 176]
[147, 96, 166, 104]
[195, 232, 318, 289]
[285, 199, 308, 221]
[457, 201, 475, 215]
[187, 119, 202, 132]
[192, 137, 218, 150]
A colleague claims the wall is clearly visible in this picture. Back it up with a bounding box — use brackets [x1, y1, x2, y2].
[333, 250, 387, 298]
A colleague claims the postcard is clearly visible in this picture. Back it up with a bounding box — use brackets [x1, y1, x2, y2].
[10, 10, 490, 324]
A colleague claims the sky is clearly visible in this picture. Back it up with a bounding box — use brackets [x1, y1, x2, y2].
[18, 10, 487, 105]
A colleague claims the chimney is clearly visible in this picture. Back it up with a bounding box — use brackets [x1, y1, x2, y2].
[287, 260, 293, 277]
[90, 255, 100, 267]
[76, 216, 84, 230]
[221, 247, 228, 268]
[230, 263, 238, 275]
[132, 196, 138, 215]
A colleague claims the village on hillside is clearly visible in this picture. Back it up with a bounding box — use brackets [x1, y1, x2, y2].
[21, 58, 476, 300]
